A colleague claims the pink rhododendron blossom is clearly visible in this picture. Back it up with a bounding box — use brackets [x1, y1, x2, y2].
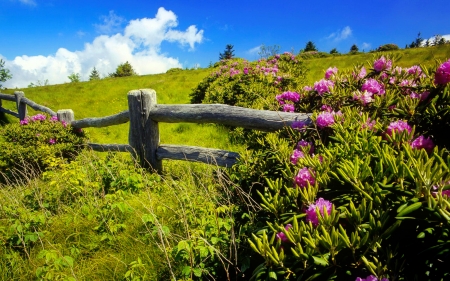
[393, 66, 404, 75]
[283, 104, 295, 112]
[353, 91, 374, 105]
[48, 138, 56, 145]
[356, 276, 389, 281]
[50, 116, 58, 121]
[290, 149, 305, 165]
[389, 76, 397, 84]
[362, 118, 377, 130]
[276, 91, 300, 104]
[316, 112, 335, 128]
[379, 72, 389, 81]
[320, 104, 333, 112]
[407, 65, 425, 77]
[325, 66, 338, 79]
[303, 85, 313, 91]
[297, 139, 314, 154]
[32, 114, 46, 121]
[373, 56, 392, 72]
[276, 224, 292, 243]
[306, 198, 332, 226]
[61, 121, 67, 128]
[353, 66, 367, 80]
[411, 135, 435, 153]
[361, 78, 385, 95]
[386, 120, 412, 137]
[294, 167, 315, 188]
[20, 119, 29, 125]
[434, 59, 450, 85]
[243, 68, 249, 75]
[313, 79, 334, 96]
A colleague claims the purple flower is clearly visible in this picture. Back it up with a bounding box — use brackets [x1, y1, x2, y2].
[353, 67, 367, 80]
[291, 121, 307, 131]
[243, 67, 249, 75]
[290, 149, 305, 165]
[353, 91, 374, 105]
[294, 167, 315, 188]
[276, 224, 292, 243]
[50, 116, 59, 121]
[356, 275, 389, 281]
[276, 91, 300, 104]
[411, 135, 435, 153]
[306, 198, 332, 226]
[20, 119, 29, 125]
[283, 104, 295, 113]
[49, 138, 56, 145]
[316, 112, 335, 128]
[297, 139, 314, 154]
[303, 85, 313, 91]
[320, 104, 333, 112]
[325, 66, 338, 79]
[362, 118, 377, 131]
[373, 56, 392, 72]
[386, 120, 412, 137]
[361, 78, 385, 95]
[407, 65, 425, 77]
[313, 79, 334, 96]
[434, 59, 450, 85]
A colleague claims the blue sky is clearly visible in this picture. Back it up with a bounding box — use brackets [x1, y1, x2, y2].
[1, 0, 449, 88]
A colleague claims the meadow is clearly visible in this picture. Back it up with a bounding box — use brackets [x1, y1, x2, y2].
[1, 44, 450, 280]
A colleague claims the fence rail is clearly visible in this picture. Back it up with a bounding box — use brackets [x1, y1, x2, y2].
[1, 89, 312, 172]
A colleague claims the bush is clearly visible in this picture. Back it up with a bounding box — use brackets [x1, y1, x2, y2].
[0, 114, 87, 183]
[229, 56, 450, 280]
[377, 44, 400, 52]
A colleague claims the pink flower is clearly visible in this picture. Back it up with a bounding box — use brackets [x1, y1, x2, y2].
[362, 118, 377, 130]
[20, 119, 29, 125]
[411, 135, 435, 153]
[320, 104, 333, 112]
[276, 224, 292, 243]
[373, 56, 392, 72]
[313, 79, 334, 96]
[49, 138, 56, 145]
[355, 276, 389, 281]
[294, 167, 315, 188]
[352, 66, 367, 80]
[297, 139, 314, 154]
[276, 91, 300, 104]
[325, 66, 338, 79]
[353, 91, 374, 105]
[386, 120, 412, 137]
[306, 198, 332, 226]
[50, 116, 58, 121]
[434, 59, 450, 85]
[361, 78, 385, 95]
[303, 85, 313, 91]
[283, 104, 295, 112]
[407, 65, 425, 77]
[290, 149, 305, 165]
[32, 114, 46, 121]
[316, 112, 335, 128]
[243, 68, 249, 75]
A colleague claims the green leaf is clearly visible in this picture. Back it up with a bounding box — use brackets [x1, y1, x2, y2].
[268, 271, 278, 280]
[312, 255, 329, 266]
[396, 202, 422, 217]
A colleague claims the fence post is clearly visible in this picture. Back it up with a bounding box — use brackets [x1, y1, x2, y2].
[57, 109, 75, 123]
[128, 89, 162, 172]
[14, 91, 27, 120]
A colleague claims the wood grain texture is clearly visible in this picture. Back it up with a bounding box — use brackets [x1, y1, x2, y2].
[22, 98, 57, 116]
[71, 110, 129, 128]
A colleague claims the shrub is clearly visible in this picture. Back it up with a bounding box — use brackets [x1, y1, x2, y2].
[377, 43, 400, 52]
[230, 56, 450, 280]
[0, 114, 87, 183]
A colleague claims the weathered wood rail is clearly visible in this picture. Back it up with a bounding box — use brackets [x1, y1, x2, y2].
[1, 89, 311, 172]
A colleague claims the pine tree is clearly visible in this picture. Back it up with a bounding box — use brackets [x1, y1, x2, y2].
[329, 48, 339, 55]
[89, 67, 101, 81]
[350, 44, 359, 53]
[109, 61, 138, 77]
[304, 41, 318, 52]
[219, 44, 235, 60]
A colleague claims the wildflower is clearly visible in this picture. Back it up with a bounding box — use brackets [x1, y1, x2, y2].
[283, 104, 295, 112]
[325, 66, 338, 79]
[356, 275, 389, 281]
[276, 224, 292, 243]
[32, 114, 46, 121]
[409, 91, 430, 101]
[20, 119, 29, 125]
[316, 112, 335, 128]
[306, 198, 332, 226]
[320, 104, 333, 112]
[386, 120, 412, 137]
[297, 139, 314, 154]
[373, 56, 392, 72]
[50, 116, 59, 121]
[294, 167, 315, 188]
[407, 65, 425, 77]
[361, 78, 385, 95]
[290, 149, 305, 165]
[411, 135, 435, 153]
[434, 59, 450, 85]
[291, 121, 307, 131]
[49, 138, 56, 145]
[353, 91, 374, 105]
[352, 66, 367, 80]
[276, 91, 300, 104]
[303, 85, 313, 91]
[314, 79, 334, 95]
[243, 68, 249, 75]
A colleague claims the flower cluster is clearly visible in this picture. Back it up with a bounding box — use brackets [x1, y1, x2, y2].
[305, 198, 333, 226]
[373, 56, 392, 72]
[276, 224, 292, 243]
[434, 59, 450, 85]
[385, 120, 412, 137]
[294, 167, 315, 188]
[313, 79, 334, 95]
[316, 111, 335, 128]
[356, 276, 389, 281]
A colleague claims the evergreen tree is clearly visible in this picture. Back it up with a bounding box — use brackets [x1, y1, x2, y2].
[350, 44, 359, 53]
[0, 59, 12, 89]
[409, 32, 423, 48]
[329, 48, 339, 55]
[109, 61, 138, 77]
[89, 67, 101, 81]
[219, 44, 235, 60]
[68, 73, 80, 83]
[304, 41, 317, 52]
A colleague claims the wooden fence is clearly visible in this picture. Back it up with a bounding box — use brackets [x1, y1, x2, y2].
[0, 89, 312, 172]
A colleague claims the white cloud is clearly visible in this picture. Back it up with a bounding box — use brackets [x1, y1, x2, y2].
[326, 26, 352, 42]
[94, 10, 126, 35]
[1, 7, 204, 88]
[422, 34, 450, 45]
[361, 42, 371, 50]
[247, 46, 261, 55]
[18, 0, 36, 6]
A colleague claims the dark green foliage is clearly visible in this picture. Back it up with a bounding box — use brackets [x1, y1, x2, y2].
[408, 32, 424, 48]
[350, 44, 359, 53]
[304, 41, 318, 52]
[89, 67, 101, 81]
[68, 73, 81, 83]
[329, 48, 339, 55]
[219, 44, 235, 60]
[166, 67, 183, 74]
[377, 44, 399, 52]
[109, 61, 138, 77]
